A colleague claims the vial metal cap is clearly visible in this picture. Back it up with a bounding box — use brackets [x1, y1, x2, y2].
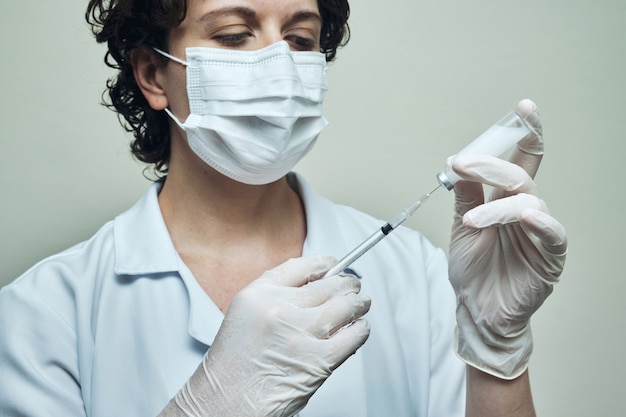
[436, 171, 455, 190]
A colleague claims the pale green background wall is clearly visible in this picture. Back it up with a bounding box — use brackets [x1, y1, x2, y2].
[1, 0, 624, 415]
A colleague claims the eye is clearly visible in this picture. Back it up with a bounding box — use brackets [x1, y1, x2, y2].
[285, 35, 317, 51]
[213, 32, 253, 47]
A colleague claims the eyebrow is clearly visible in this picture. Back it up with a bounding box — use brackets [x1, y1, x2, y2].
[198, 7, 322, 25]
[199, 6, 257, 23]
[287, 11, 322, 25]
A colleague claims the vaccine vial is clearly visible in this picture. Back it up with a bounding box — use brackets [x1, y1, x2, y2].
[436, 110, 537, 190]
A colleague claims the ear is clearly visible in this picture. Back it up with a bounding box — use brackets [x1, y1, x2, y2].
[130, 48, 169, 111]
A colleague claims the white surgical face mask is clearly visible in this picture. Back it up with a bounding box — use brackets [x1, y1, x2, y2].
[154, 41, 329, 185]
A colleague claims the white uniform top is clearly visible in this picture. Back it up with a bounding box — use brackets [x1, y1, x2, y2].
[0, 173, 465, 417]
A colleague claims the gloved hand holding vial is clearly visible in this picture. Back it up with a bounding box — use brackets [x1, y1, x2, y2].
[328, 98, 567, 380]
[447, 99, 567, 380]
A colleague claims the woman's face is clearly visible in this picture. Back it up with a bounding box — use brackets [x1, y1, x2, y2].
[162, 0, 323, 121]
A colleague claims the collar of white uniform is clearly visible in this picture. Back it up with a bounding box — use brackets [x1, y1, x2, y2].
[113, 181, 180, 275]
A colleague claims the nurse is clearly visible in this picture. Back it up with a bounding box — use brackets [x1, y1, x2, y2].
[0, 0, 567, 416]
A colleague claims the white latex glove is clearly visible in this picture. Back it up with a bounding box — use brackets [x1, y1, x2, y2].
[159, 255, 371, 417]
[447, 99, 567, 380]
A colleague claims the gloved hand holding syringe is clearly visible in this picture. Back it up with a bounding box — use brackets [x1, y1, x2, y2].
[324, 102, 539, 278]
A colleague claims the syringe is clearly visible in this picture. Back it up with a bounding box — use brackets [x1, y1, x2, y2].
[323, 103, 538, 278]
[323, 185, 441, 277]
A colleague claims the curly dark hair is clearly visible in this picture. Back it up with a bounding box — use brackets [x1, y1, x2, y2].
[85, 0, 351, 177]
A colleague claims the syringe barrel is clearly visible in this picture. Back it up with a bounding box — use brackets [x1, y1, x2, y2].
[436, 110, 535, 190]
[323, 228, 387, 278]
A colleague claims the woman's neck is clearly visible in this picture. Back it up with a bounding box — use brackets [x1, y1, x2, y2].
[157, 151, 306, 257]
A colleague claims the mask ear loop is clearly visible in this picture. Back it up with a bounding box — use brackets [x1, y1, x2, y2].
[163, 108, 187, 129]
[151, 48, 189, 127]
[153, 47, 188, 66]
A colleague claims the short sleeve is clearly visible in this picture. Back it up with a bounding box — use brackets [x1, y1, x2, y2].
[0, 284, 87, 416]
